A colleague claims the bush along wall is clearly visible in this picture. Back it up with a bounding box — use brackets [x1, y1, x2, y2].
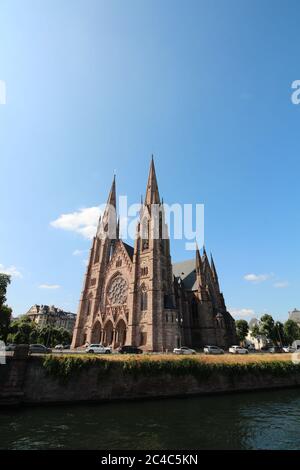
[41, 355, 300, 383]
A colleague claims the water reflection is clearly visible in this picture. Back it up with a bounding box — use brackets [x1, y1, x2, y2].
[1, 388, 300, 449]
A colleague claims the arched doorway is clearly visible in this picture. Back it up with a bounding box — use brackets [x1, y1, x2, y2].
[115, 319, 127, 348]
[91, 321, 101, 344]
[102, 320, 114, 346]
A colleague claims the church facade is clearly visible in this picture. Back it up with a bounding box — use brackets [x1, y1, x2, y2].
[71, 159, 237, 351]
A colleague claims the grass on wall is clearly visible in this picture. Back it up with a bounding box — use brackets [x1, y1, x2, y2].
[41, 354, 300, 382]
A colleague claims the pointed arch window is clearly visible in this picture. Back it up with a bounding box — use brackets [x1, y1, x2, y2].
[94, 241, 100, 263]
[141, 217, 149, 250]
[141, 287, 148, 311]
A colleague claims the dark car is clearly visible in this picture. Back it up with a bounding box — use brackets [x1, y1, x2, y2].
[29, 344, 52, 354]
[5, 343, 16, 351]
[118, 345, 143, 354]
[268, 346, 284, 353]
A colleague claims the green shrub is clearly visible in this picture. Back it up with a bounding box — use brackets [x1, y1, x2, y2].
[41, 356, 300, 383]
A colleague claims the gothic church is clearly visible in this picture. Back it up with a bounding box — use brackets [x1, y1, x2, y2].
[71, 159, 237, 351]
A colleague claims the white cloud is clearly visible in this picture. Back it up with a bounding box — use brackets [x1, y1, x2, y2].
[39, 284, 60, 290]
[51, 207, 100, 239]
[244, 273, 271, 283]
[273, 281, 289, 289]
[229, 308, 255, 319]
[72, 249, 87, 256]
[0, 264, 22, 279]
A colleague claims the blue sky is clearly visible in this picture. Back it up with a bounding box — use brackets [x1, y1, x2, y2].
[0, 0, 299, 322]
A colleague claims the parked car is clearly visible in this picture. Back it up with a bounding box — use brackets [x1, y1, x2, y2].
[268, 346, 283, 353]
[85, 344, 111, 354]
[118, 345, 143, 354]
[203, 345, 224, 355]
[29, 344, 52, 354]
[63, 344, 71, 350]
[229, 345, 249, 354]
[5, 343, 16, 351]
[173, 346, 196, 355]
[283, 346, 296, 353]
[246, 344, 256, 352]
[54, 344, 64, 350]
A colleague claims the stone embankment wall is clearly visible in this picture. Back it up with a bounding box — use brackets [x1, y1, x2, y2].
[1, 347, 300, 406]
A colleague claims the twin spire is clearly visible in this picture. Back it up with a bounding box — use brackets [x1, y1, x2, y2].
[145, 155, 160, 206]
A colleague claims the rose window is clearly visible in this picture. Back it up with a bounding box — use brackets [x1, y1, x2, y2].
[108, 277, 128, 305]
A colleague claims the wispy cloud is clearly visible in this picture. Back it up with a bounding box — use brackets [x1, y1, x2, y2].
[229, 308, 255, 319]
[39, 284, 60, 290]
[0, 264, 22, 279]
[51, 207, 100, 239]
[273, 281, 289, 289]
[72, 249, 88, 256]
[244, 273, 272, 283]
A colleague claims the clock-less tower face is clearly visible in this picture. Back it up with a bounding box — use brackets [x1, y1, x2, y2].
[107, 276, 128, 305]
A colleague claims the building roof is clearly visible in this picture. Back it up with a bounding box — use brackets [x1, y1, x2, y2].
[289, 308, 300, 323]
[122, 242, 134, 260]
[172, 258, 197, 291]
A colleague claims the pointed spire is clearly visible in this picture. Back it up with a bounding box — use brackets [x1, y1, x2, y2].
[145, 155, 160, 206]
[116, 217, 120, 240]
[97, 175, 117, 238]
[196, 243, 203, 273]
[202, 245, 209, 264]
[210, 253, 218, 281]
[106, 174, 116, 209]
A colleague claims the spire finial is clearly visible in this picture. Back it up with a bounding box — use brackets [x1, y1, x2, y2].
[145, 155, 160, 206]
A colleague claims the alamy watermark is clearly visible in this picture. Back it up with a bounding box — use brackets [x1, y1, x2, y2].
[0, 80, 6, 105]
[97, 198, 205, 251]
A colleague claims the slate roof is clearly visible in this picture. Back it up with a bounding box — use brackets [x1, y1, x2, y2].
[172, 259, 197, 291]
[123, 242, 134, 260]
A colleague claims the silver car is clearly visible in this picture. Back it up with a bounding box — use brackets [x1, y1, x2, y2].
[203, 345, 224, 355]
[86, 344, 111, 354]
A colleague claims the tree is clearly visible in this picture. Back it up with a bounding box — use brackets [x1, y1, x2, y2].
[284, 319, 300, 345]
[259, 314, 277, 343]
[8, 316, 37, 344]
[0, 273, 11, 307]
[274, 321, 285, 347]
[235, 320, 249, 344]
[0, 305, 12, 342]
[0, 273, 12, 341]
[251, 323, 260, 339]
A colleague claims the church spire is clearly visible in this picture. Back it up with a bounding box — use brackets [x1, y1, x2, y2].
[106, 174, 116, 209]
[145, 155, 160, 206]
[210, 253, 218, 282]
[97, 175, 117, 238]
[196, 243, 203, 274]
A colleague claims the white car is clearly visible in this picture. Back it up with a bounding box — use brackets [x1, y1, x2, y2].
[203, 345, 224, 355]
[229, 345, 249, 354]
[85, 344, 111, 354]
[282, 346, 296, 353]
[173, 346, 196, 355]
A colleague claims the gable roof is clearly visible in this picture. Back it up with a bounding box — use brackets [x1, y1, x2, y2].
[172, 258, 197, 291]
[123, 242, 134, 260]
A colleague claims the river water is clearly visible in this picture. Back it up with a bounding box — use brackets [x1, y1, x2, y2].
[1, 388, 300, 450]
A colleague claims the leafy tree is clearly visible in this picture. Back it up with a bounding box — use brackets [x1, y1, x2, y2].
[0, 305, 12, 342]
[8, 316, 37, 344]
[259, 314, 277, 343]
[0, 273, 11, 307]
[0, 273, 12, 341]
[235, 320, 249, 344]
[250, 323, 260, 338]
[284, 319, 300, 345]
[7, 314, 72, 347]
[274, 321, 285, 347]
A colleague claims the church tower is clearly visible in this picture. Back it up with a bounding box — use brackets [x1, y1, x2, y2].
[71, 177, 117, 348]
[126, 157, 179, 351]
